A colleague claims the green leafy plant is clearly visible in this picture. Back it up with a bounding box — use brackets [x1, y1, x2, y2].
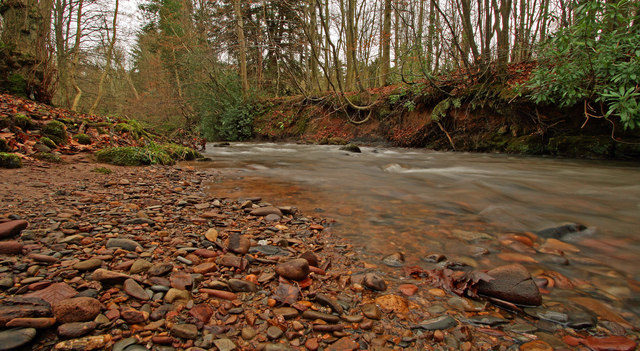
[527, 0, 640, 129]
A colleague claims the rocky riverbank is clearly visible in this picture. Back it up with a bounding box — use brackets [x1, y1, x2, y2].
[0, 158, 638, 350]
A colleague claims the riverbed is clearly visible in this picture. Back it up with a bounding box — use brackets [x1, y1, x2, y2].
[200, 142, 640, 317]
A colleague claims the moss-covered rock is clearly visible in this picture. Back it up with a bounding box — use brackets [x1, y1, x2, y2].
[73, 133, 92, 145]
[339, 143, 362, 153]
[160, 143, 201, 161]
[548, 135, 612, 159]
[505, 135, 547, 155]
[12, 113, 34, 130]
[95, 146, 174, 166]
[40, 137, 57, 149]
[34, 152, 62, 163]
[0, 152, 22, 168]
[41, 120, 68, 145]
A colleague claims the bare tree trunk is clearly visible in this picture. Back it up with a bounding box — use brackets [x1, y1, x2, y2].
[70, 0, 84, 111]
[379, 0, 392, 86]
[89, 0, 118, 114]
[234, 0, 249, 93]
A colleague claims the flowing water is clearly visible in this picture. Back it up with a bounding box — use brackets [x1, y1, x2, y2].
[199, 142, 640, 314]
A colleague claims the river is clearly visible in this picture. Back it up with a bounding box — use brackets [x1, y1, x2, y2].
[199, 142, 640, 316]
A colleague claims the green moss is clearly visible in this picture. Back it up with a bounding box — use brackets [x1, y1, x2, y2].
[34, 152, 62, 163]
[505, 135, 547, 155]
[160, 143, 201, 161]
[13, 113, 34, 130]
[41, 120, 68, 145]
[40, 137, 57, 149]
[95, 145, 174, 166]
[91, 166, 113, 174]
[73, 133, 92, 145]
[114, 120, 148, 139]
[7, 73, 27, 96]
[548, 135, 612, 158]
[0, 152, 22, 168]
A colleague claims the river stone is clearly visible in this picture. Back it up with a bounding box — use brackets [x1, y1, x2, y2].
[361, 303, 382, 320]
[362, 273, 387, 291]
[301, 310, 340, 323]
[476, 264, 542, 306]
[242, 327, 257, 340]
[91, 269, 130, 284]
[299, 251, 319, 267]
[123, 279, 150, 300]
[536, 223, 587, 239]
[227, 233, 251, 254]
[382, 252, 405, 267]
[73, 258, 103, 272]
[266, 325, 283, 340]
[228, 279, 257, 292]
[265, 214, 281, 222]
[53, 297, 101, 323]
[148, 263, 173, 276]
[273, 307, 299, 319]
[213, 338, 236, 351]
[275, 259, 309, 281]
[417, 315, 458, 330]
[171, 323, 198, 339]
[24, 282, 78, 306]
[0, 297, 52, 327]
[205, 228, 218, 242]
[0, 240, 23, 254]
[57, 321, 97, 338]
[5, 317, 56, 328]
[106, 238, 141, 251]
[129, 259, 152, 274]
[339, 144, 361, 153]
[0, 220, 28, 239]
[0, 328, 36, 350]
[250, 207, 282, 217]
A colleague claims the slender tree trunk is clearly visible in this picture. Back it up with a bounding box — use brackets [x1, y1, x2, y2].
[379, 0, 392, 86]
[234, 0, 249, 93]
[70, 0, 84, 111]
[89, 0, 118, 114]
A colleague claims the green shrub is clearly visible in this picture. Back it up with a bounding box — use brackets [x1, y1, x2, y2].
[73, 133, 92, 145]
[13, 113, 33, 130]
[95, 145, 174, 166]
[7, 73, 26, 96]
[91, 166, 113, 174]
[34, 152, 62, 163]
[0, 152, 22, 168]
[161, 143, 201, 161]
[40, 137, 57, 149]
[41, 120, 68, 145]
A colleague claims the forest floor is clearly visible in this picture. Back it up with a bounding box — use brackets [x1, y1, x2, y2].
[0, 158, 637, 351]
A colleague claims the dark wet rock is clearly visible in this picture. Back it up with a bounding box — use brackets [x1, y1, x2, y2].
[148, 263, 173, 276]
[57, 321, 97, 338]
[463, 315, 508, 326]
[171, 323, 198, 339]
[0, 328, 36, 350]
[265, 213, 281, 222]
[73, 258, 103, 272]
[301, 310, 340, 323]
[535, 223, 591, 240]
[423, 253, 447, 263]
[567, 310, 597, 329]
[275, 258, 310, 281]
[299, 251, 319, 267]
[339, 144, 361, 153]
[273, 307, 299, 319]
[476, 264, 542, 306]
[362, 273, 387, 291]
[91, 269, 130, 284]
[105, 238, 141, 251]
[416, 315, 458, 330]
[121, 309, 148, 324]
[382, 252, 405, 267]
[0, 297, 51, 327]
[266, 325, 283, 340]
[0, 220, 28, 239]
[361, 303, 381, 320]
[315, 294, 343, 314]
[228, 279, 257, 292]
[227, 233, 250, 254]
[123, 279, 150, 300]
[250, 207, 282, 217]
[53, 297, 101, 323]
